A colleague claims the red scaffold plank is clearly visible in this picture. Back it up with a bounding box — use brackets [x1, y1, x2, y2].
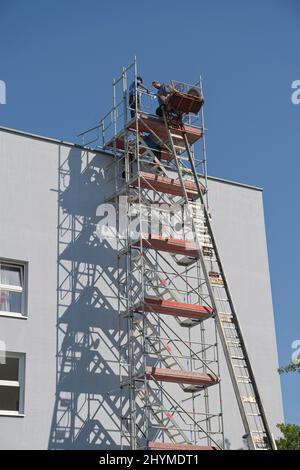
[148, 441, 217, 451]
[105, 113, 202, 158]
[135, 297, 213, 320]
[132, 113, 202, 146]
[131, 171, 204, 199]
[131, 234, 198, 257]
[144, 367, 219, 387]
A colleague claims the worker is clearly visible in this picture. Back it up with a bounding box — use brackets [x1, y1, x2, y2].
[152, 80, 171, 117]
[128, 76, 149, 118]
[143, 134, 162, 163]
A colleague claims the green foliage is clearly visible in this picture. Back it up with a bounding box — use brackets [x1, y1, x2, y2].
[276, 423, 300, 450]
[278, 362, 300, 374]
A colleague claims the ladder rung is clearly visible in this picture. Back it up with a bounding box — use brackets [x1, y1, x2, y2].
[252, 434, 267, 443]
[219, 314, 233, 323]
[241, 395, 257, 404]
[178, 156, 189, 161]
[226, 340, 240, 345]
[170, 133, 183, 139]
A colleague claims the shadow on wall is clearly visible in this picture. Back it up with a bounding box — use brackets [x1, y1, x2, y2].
[48, 147, 124, 449]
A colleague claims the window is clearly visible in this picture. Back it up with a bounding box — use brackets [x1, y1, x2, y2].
[0, 353, 25, 415]
[0, 262, 26, 317]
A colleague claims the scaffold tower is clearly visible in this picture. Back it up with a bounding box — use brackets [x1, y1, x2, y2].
[78, 58, 276, 451]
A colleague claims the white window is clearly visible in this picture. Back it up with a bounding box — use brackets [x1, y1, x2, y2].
[0, 353, 25, 416]
[0, 261, 27, 317]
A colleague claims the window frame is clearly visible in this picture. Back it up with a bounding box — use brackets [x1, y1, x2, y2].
[0, 259, 28, 319]
[0, 352, 26, 417]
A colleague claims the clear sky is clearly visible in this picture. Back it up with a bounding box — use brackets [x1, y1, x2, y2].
[0, 0, 299, 425]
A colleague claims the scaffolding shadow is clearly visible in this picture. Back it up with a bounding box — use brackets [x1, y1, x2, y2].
[48, 146, 124, 449]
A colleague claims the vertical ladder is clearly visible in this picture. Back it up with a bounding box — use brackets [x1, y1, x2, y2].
[161, 108, 276, 450]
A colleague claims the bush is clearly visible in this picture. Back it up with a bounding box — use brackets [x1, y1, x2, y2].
[276, 423, 300, 450]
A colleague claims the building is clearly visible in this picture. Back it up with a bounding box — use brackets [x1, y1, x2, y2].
[0, 123, 283, 449]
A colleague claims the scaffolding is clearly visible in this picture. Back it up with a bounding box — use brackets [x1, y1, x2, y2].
[78, 58, 276, 451]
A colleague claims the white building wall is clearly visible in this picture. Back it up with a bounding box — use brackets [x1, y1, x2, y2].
[0, 127, 283, 449]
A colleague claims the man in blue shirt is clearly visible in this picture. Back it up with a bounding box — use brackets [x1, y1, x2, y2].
[128, 76, 149, 118]
[152, 80, 171, 117]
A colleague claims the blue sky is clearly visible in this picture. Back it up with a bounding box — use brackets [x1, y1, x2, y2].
[1, 0, 299, 425]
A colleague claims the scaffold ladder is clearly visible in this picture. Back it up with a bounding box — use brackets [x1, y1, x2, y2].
[161, 107, 276, 450]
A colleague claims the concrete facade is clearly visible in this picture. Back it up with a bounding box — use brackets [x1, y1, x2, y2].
[0, 126, 283, 449]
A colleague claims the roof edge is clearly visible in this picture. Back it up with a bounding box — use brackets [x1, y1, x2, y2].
[0, 125, 94, 151]
[207, 175, 262, 191]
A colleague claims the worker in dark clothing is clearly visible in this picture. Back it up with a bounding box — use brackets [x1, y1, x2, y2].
[128, 76, 149, 118]
[143, 134, 162, 162]
[152, 80, 171, 117]
[121, 133, 162, 179]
